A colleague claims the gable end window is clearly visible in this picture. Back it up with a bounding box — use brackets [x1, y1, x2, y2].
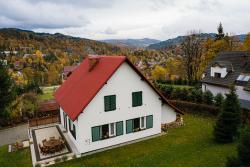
[104, 95, 116, 111]
[132, 91, 143, 107]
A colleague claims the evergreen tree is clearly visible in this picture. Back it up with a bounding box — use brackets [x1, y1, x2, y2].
[203, 90, 214, 105]
[214, 86, 241, 143]
[215, 22, 225, 40]
[214, 93, 224, 108]
[238, 126, 250, 165]
[0, 62, 16, 118]
[226, 126, 250, 167]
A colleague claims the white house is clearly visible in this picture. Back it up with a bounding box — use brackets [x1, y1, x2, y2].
[202, 51, 250, 110]
[55, 55, 183, 155]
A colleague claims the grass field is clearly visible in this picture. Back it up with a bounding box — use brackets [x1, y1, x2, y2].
[52, 114, 237, 167]
[38, 86, 58, 101]
[0, 114, 237, 167]
[166, 84, 194, 89]
[0, 146, 31, 167]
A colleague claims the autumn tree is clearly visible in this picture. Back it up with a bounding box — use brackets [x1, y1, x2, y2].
[181, 32, 203, 81]
[151, 65, 166, 81]
[243, 33, 250, 51]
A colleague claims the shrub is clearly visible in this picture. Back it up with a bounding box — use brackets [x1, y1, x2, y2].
[214, 93, 224, 108]
[214, 86, 242, 143]
[54, 157, 61, 163]
[72, 154, 77, 159]
[203, 90, 214, 105]
[62, 155, 68, 162]
[226, 156, 241, 167]
[190, 89, 203, 103]
[164, 85, 174, 98]
[35, 163, 41, 167]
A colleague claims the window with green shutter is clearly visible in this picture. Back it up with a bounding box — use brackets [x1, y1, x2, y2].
[146, 115, 153, 129]
[68, 118, 71, 131]
[126, 120, 133, 134]
[92, 126, 101, 142]
[132, 91, 142, 107]
[104, 95, 116, 111]
[116, 121, 123, 136]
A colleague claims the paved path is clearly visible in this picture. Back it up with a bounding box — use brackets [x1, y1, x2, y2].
[0, 124, 29, 146]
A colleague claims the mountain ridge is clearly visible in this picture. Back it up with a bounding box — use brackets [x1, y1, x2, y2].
[101, 38, 161, 48]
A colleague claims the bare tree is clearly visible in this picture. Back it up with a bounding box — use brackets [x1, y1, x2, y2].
[181, 31, 203, 81]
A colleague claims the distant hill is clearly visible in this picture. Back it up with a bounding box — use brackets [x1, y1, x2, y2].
[0, 28, 124, 57]
[101, 38, 161, 48]
[148, 33, 247, 50]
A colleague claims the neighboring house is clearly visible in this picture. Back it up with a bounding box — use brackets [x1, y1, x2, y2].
[202, 51, 250, 110]
[62, 65, 78, 81]
[55, 55, 183, 154]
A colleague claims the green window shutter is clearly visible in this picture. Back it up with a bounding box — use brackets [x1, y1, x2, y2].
[92, 126, 100, 142]
[73, 124, 76, 139]
[104, 95, 116, 111]
[126, 120, 133, 134]
[146, 115, 153, 129]
[116, 121, 123, 136]
[110, 95, 116, 110]
[132, 91, 142, 107]
[104, 96, 110, 111]
[68, 119, 71, 131]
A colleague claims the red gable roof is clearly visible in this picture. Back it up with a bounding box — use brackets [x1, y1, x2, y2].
[55, 55, 183, 121]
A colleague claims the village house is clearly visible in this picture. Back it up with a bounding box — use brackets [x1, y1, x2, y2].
[55, 55, 183, 155]
[201, 51, 250, 110]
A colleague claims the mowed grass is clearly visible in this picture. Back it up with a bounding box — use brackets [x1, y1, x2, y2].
[166, 84, 193, 89]
[38, 91, 54, 100]
[38, 86, 57, 101]
[0, 146, 31, 167]
[52, 114, 237, 167]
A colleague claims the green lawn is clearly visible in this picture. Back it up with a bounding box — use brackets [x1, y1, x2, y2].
[52, 114, 236, 167]
[166, 84, 193, 89]
[38, 91, 54, 101]
[38, 86, 56, 101]
[0, 114, 237, 167]
[0, 146, 31, 167]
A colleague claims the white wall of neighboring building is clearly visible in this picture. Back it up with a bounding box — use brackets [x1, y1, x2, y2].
[60, 62, 178, 154]
[202, 84, 229, 96]
[202, 83, 250, 101]
[210, 66, 228, 78]
[235, 86, 250, 101]
[161, 104, 176, 124]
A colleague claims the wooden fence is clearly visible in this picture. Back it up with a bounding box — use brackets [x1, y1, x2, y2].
[29, 115, 60, 127]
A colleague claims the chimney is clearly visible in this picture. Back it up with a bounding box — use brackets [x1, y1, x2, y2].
[88, 56, 100, 72]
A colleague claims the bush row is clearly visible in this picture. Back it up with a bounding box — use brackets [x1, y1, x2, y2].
[156, 83, 224, 107]
[156, 79, 200, 86]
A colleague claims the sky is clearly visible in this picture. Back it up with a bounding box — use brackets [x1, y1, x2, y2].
[0, 0, 249, 40]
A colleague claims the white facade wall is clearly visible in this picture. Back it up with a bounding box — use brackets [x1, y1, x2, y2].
[202, 83, 250, 101]
[161, 104, 176, 124]
[210, 66, 227, 78]
[60, 62, 177, 154]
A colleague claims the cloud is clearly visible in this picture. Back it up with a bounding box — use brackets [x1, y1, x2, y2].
[0, 0, 249, 40]
[104, 27, 117, 35]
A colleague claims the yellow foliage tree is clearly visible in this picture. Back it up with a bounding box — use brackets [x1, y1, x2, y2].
[151, 65, 166, 81]
[243, 33, 250, 51]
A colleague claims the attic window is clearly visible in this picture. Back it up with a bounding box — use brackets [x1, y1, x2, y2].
[214, 72, 221, 78]
[237, 75, 250, 82]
